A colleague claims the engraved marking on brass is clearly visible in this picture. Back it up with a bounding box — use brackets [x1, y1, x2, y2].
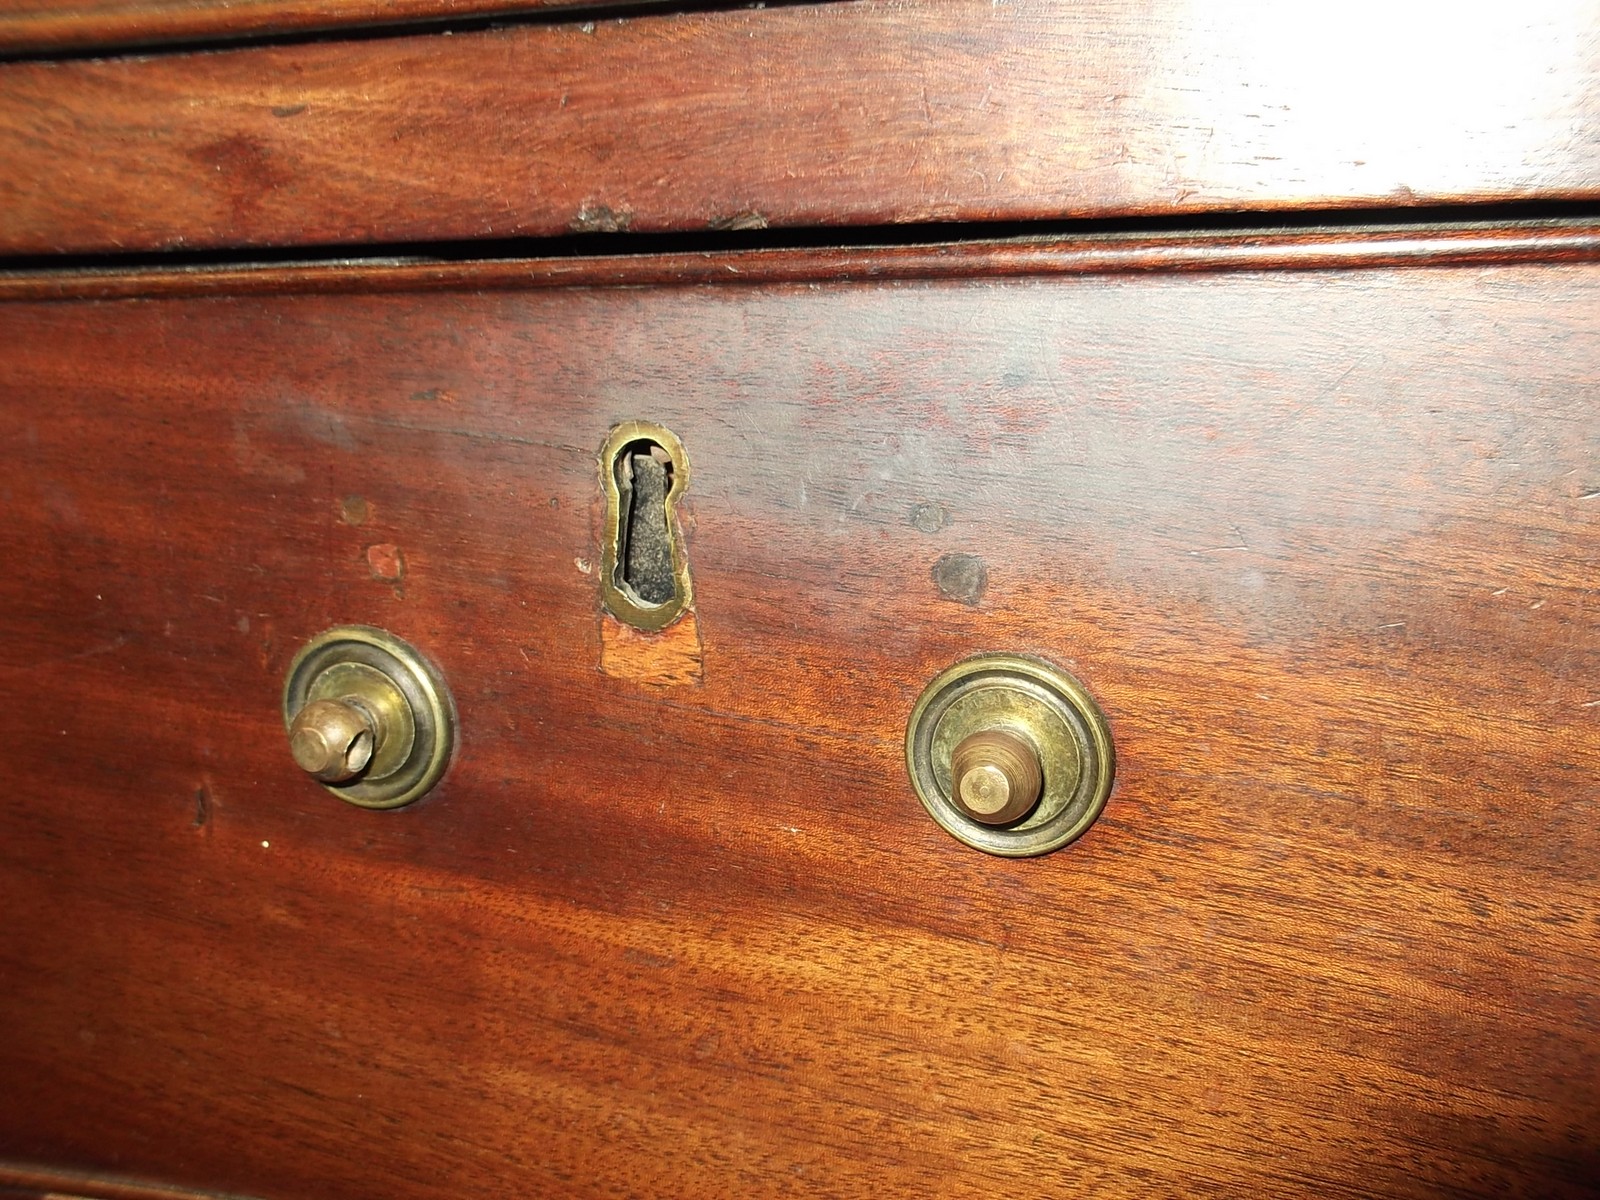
[907, 654, 1113, 857]
[600, 422, 692, 632]
[283, 626, 454, 809]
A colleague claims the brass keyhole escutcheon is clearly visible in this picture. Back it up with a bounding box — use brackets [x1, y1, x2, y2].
[282, 626, 455, 809]
[599, 421, 692, 632]
[906, 654, 1113, 856]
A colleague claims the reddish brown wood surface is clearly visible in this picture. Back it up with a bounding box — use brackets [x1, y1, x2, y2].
[0, 0, 664, 54]
[1, 232, 1598, 1197]
[3, 221, 1598, 302]
[3, 0, 1599, 254]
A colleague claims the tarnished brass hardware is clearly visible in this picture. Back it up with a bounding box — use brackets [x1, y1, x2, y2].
[950, 728, 1043, 825]
[282, 626, 454, 809]
[600, 421, 692, 631]
[289, 698, 376, 782]
[906, 653, 1113, 857]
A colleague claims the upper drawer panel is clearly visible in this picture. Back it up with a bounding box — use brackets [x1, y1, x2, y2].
[4, 0, 1599, 256]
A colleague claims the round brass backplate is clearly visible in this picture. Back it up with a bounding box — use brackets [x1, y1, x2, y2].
[906, 653, 1114, 857]
[282, 626, 455, 809]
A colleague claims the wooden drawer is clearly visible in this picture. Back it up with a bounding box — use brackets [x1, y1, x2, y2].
[1, 224, 1596, 1198]
[4, 0, 1600, 254]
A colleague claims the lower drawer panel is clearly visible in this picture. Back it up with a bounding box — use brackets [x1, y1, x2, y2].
[0, 233, 1596, 1198]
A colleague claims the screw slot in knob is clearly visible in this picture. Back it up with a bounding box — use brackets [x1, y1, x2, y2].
[951, 728, 1043, 825]
[289, 698, 378, 782]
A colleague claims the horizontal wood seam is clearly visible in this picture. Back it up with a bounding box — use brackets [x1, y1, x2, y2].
[0, 0, 827, 61]
[0, 222, 1596, 303]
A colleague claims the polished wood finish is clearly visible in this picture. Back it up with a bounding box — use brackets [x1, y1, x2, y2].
[3, 0, 1599, 254]
[0, 0, 665, 54]
[1, 231, 1596, 1197]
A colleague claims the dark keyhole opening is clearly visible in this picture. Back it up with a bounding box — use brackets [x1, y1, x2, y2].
[613, 439, 677, 606]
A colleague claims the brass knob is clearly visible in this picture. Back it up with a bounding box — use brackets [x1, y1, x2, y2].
[905, 654, 1114, 857]
[283, 626, 455, 809]
[951, 729, 1042, 825]
[289, 698, 378, 782]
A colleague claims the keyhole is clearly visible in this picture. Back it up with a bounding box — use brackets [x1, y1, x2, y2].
[614, 440, 677, 607]
[599, 422, 692, 632]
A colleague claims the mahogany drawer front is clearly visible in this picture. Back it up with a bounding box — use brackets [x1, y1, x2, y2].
[0, 228, 1596, 1199]
[4, 0, 1600, 255]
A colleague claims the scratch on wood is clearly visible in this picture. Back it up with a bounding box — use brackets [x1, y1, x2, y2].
[3, 633, 130, 675]
[571, 203, 633, 234]
[708, 212, 769, 232]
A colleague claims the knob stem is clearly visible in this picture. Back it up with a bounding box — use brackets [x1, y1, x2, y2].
[951, 729, 1043, 825]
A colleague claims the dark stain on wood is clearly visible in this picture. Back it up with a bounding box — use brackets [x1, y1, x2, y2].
[931, 552, 988, 607]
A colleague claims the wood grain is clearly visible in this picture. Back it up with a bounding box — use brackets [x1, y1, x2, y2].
[0, 0, 666, 54]
[2, 0, 1599, 254]
[599, 609, 705, 687]
[0, 232, 1595, 1197]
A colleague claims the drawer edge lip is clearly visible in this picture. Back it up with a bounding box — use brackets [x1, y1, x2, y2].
[0, 1161, 258, 1200]
[0, 0, 665, 57]
[0, 220, 1597, 303]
